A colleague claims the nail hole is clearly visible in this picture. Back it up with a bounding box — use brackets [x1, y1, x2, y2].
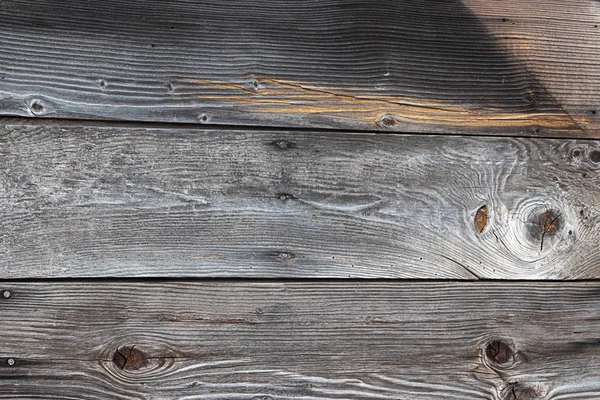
[568, 230, 573, 235]
[532, 127, 541, 135]
[98, 79, 106, 89]
[167, 82, 174, 92]
[200, 114, 208, 122]
[589, 150, 600, 163]
[592, 110, 596, 115]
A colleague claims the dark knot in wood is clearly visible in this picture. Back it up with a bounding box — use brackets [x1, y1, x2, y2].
[486, 340, 514, 365]
[113, 345, 148, 371]
[275, 140, 289, 150]
[30, 100, 45, 115]
[589, 150, 600, 163]
[474, 204, 488, 233]
[379, 115, 397, 128]
[507, 384, 538, 400]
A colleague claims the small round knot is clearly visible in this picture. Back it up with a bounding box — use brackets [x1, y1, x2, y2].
[278, 193, 293, 202]
[6, 358, 15, 367]
[589, 150, 600, 164]
[485, 340, 514, 366]
[2, 290, 10, 299]
[113, 345, 148, 371]
[29, 100, 45, 115]
[378, 115, 397, 128]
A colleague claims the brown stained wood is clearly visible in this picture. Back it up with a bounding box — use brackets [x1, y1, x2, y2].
[0, 0, 597, 136]
[1, 120, 599, 279]
[0, 281, 599, 399]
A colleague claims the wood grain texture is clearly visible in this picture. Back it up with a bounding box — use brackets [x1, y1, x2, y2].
[0, 0, 597, 136]
[465, 0, 600, 135]
[1, 120, 599, 279]
[1, 281, 599, 399]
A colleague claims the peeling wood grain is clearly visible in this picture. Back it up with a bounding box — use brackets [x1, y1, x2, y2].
[0, 281, 599, 399]
[0, 0, 596, 136]
[1, 120, 599, 279]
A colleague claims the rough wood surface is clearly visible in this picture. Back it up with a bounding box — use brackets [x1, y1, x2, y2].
[1, 120, 599, 279]
[1, 281, 599, 399]
[0, 0, 597, 136]
[465, 0, 600, 135]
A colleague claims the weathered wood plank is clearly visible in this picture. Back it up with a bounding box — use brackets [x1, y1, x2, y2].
[0, 281, 599, 399]
[0, 0, 597, 136]
[465, 0, 600, 135]
[1, 120, 599, 279]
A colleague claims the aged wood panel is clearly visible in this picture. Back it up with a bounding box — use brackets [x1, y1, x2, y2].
[465, 0, 600, 135]
[0, 281, 599, 399]
[1, 120, 599, 279]
[0, 0, 597, 136]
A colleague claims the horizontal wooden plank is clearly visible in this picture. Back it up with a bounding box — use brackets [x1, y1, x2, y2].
[1, 120, 599, 279]
[0, 0, 597, 136]
[465, 0, 600, 136]
[0, 281, 599, 399]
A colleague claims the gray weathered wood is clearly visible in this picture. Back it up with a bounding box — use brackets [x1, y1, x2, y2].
[1, 281, 599, 399]
[1, 119, 599, 279]
[0, 0, 597, 136]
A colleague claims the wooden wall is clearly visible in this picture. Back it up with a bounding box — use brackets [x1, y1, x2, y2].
[0, 0, 599, 398]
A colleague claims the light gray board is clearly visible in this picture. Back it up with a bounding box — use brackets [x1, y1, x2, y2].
[0, 281, 599, 399]
[1, 120, 599, 279]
